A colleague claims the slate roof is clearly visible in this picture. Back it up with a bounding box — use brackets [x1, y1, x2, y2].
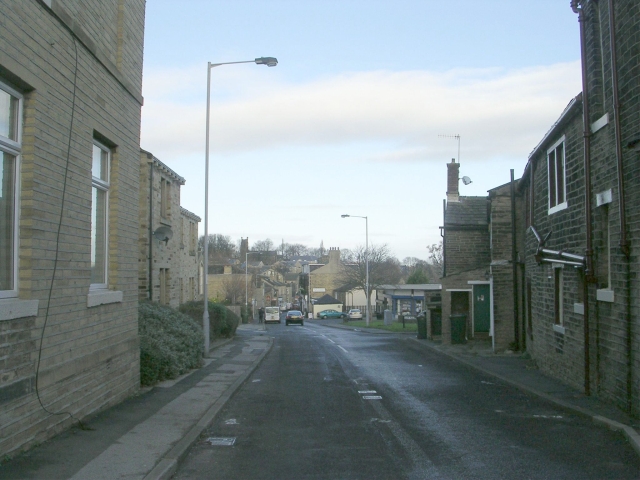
[315, 294, 341, 305]
[445, 196, 489, 226]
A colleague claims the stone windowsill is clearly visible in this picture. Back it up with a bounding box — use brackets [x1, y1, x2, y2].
[0, 298, 39, 321]
[573, 303, 584, 315]
[553, 324, 566, 335]
[596, 289, 614, 303]
[87, 290, 123, 308]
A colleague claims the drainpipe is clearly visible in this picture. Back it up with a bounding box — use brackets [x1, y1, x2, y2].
[442, 199, 446, 277]
[572, 0, 592, 396]
[510, 170, 519, 350]
[148, 159, 154, 300]
[606, 0, 632, 414]
[607, 0, 629, 258]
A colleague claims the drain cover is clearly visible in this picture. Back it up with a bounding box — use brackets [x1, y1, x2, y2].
[207, 437, 236, 446]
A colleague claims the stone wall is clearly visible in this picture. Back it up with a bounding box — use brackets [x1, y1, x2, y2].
[0, 0, 145, 456]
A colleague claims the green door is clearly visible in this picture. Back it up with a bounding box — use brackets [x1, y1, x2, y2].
[473, 284, 490, 333]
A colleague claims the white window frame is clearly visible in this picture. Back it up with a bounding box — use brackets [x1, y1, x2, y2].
[0, 80, 23, 299]
[547, 136, 567, 214]
[90, 140, 110, 290]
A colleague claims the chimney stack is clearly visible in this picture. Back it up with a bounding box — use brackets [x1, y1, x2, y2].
[446, 158, 460, 202]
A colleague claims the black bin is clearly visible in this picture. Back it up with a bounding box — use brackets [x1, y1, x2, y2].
[450, 314, 467, 344]
[417, 314, 427, 339]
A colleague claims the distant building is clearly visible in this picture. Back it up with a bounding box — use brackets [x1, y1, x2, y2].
[138, 150, 200, 307]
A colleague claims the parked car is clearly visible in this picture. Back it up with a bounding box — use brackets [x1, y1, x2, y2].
[317, 309, 347, 319]
[347, 308, 362, 320]
[285, 310, 304, 326]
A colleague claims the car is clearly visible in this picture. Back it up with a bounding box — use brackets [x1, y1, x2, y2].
[285, 310, 304, 326]
[316, 309, 347, 319]
[264, 306, 281, 323]
[347, 308, 363, 320]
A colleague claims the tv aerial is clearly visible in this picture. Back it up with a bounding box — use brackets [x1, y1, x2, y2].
[438, 134, 461, 163]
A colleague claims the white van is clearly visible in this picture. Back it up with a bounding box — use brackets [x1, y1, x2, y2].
[264, 307, 280, 324]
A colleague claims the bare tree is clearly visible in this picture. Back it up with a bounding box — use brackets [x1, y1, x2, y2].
[198, 234, 236, 263]
[252, 238, 274, 252]
[339, 243, 402, 305]
[283, 243, 308, 258]
[427, 241, 443, 277]
[221, 275, 247, 305]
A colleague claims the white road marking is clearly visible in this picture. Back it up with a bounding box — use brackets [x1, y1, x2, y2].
[359, 390, 377, 394]
[337, 345, 348, 353]
[363, 395, 383, 400]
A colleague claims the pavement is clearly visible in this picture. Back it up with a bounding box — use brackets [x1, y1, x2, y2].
[0, 323, 272, 480]
[1, 319, 639, 480]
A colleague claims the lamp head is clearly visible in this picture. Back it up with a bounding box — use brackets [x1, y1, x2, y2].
[341, 214, 350, 218]
[255, 57, 278, 67]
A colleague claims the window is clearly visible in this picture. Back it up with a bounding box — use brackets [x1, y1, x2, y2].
[553, 265, 564, 326]
[547, 136, 567, 213]
[596, 203, 611, 289]
[160, 178, 170, 219]
[160, 268, 169, 305]
[91, 141, 110, 288]
[189, 221, 197, 255]
[0, 81, 22, 298]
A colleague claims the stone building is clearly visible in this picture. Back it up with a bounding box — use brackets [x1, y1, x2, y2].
[309, 247, 343, 302]
[440, 159, 521, 351]
[440, 160, 491, 345]
[519, 0, 640, 415]
[138, 150, 200, 308]
[0, 0, 145, 456]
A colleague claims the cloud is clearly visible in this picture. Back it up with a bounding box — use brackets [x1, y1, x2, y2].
[140, 61, 581, 163]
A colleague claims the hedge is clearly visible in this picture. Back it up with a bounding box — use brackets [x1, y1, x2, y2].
[178, 300, 240, 341]
[138, 302, 204, 386]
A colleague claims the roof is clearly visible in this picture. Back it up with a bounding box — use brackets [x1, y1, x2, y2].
[179, 206, 201, 222]
[520, 93, 582, 190]
[378, 284, 442, 291]
[315, 294, 341, 305]
[141, 149, 186, 185]
[445, 197, 489, 226]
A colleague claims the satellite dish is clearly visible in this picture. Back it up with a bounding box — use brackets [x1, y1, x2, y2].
[461, 176, 472, 185]
[153, 226, 173, 245]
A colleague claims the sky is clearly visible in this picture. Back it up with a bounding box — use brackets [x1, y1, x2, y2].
[140, 0, 583, 262]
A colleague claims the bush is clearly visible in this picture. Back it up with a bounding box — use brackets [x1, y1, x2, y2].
[138, 302, 204, 386]
[179, 300, 240, 342]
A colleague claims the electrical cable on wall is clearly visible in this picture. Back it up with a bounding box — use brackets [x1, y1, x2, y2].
[34, 34, 86, 428]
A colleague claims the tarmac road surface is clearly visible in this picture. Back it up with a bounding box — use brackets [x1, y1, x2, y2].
[173, 322, 640, 480]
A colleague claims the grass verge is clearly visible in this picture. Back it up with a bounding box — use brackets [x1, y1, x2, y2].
[343, 319, 418, 332]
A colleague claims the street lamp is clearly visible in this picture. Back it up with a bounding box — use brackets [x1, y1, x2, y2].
[203, 57, 277, 355]
[341, 214, 370, 326]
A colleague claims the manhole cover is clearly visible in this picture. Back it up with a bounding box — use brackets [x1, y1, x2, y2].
[206, 437, 236, 446]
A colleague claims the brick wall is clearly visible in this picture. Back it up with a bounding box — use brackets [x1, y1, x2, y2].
[0, 0, 145, 456]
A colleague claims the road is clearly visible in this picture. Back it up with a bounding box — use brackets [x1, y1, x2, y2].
[173, 320, 640, 479]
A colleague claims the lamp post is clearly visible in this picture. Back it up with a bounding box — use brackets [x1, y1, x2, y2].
[203, 57, 277, 355]
[341, 214, 370, 326]
[245, 252, 249, 317]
